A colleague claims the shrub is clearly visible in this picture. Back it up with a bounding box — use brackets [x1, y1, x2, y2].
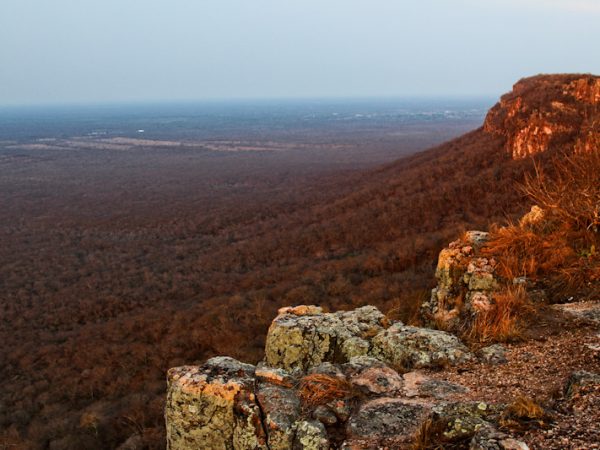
[464, 285, 533, 344]
[523, 150, 600, 232]
[483, 149, 600, 301]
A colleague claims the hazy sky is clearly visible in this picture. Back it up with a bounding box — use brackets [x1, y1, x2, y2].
[1, 0, 599, 105]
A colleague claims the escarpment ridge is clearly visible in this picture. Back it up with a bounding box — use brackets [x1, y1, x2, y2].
[165, 74, 600, 449]
[483, 73, 600, 158]
[3, 74, 599, 449]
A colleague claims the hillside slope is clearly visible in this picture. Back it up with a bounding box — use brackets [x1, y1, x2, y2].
[1, 74, 598, 449]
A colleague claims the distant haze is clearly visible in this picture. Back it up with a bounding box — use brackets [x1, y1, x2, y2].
[1, 0, 599, 105]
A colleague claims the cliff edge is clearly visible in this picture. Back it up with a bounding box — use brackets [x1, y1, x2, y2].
[483, 74, 600, 158]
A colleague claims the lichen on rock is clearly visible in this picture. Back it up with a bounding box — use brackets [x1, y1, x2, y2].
[165, 306, 511, 449]
[264, 305, 388, 372]
[420, 230, 502, 333]
[165, 357, 266, 450]
[370, 323, 473, 370]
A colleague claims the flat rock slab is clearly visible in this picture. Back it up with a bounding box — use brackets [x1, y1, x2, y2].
[554, 301, 600, 325]
[345, 398, 431, 448]
[403, 371, 469, 399]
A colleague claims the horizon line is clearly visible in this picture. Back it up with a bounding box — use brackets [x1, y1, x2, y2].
[0, 94, 499, 110]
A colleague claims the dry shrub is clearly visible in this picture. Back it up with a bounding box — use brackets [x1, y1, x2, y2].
[500, 396, 551, 431]
[483, 149, 600, 301]
[298, 373, 354, 407]
[412, 419, 450, 450]
[482, 222, 575, 282]
[523, 150, 600, 232]
[465, 285, 533, 344]
[412, 418, 471, 450]
[412, 418, 446, 450]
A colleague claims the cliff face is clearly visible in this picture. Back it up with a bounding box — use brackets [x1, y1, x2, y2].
[483, 74, 600, 158]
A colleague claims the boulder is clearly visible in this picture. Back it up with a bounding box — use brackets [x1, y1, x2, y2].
[431, 402, 501, 444]
[256, 383, 301, 450]
[342, 356, 404, 395]
[420, 230, 503, 332]
[345, 398, 432, 448]
[165, 357, 267, 450]
[292, 421, 329, 450]
[264, 305, 388, 372]
[403, 371, 469, 399]
[370, 323, 473, 370]
[477, 344, 508, 365]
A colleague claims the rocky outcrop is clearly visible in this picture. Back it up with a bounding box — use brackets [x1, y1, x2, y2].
[370, 323, 473, 369]
[165, 357, 267, 450]
[265, 305, 471, 372]
[264, 305, 388, 372]
[420, 230, 501, 332]
[344, 398, 431, 448]
[483, 74, 600, 159]
[165, 306, 530, 449]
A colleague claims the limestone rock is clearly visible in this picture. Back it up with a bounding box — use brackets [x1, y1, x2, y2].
[370, 323, 473, 370]
[165, 357, 267, 450]
[477, 344, 508, 365]
[292, 421, 329, 450]
[264, 305, 388, 372]
[256, 383, 301, 450]
[420, 230, 502, 333]
[345, 398, 432, 448]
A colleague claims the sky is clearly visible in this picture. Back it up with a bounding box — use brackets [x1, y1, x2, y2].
[1, 0, 599, 105]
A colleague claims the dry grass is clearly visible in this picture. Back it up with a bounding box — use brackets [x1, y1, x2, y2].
[483, 220, 599, 300]
[483, 221, 575, 281]
[523, 150, 600, 233]
[297, 373, 355, 407]
[481, 149, 600, 301]
[464, 285, 533, 344]
[412, 418, 471, 450]
[412, 418, 447, 450]
[500, 396, 551, 432]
